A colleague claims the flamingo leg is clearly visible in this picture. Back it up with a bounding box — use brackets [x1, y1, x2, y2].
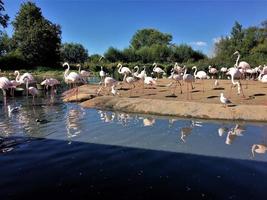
[202, 79, 205, 92]
[178, 81, 183, 94]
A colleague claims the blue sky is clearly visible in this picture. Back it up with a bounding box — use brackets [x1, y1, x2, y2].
[3, 0, 267, 56]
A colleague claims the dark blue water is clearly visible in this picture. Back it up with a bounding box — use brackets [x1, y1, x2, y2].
[1, 95, 267, 199]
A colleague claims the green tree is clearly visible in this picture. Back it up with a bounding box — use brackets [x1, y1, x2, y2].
[12, 2, 61, 67]
[0, 0, 9, 29]
[0, 32, 11, 56]
[60, 43, 88, 63]
[130, 28, 172, 49]
[104, 47, 124, 62]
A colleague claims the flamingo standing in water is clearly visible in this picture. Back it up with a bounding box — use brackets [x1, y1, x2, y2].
[192, 66, 208, 92]
[63, 62, 83, 100]
[183, 67, 195, 99]
[0, 77, 12, 105]
[14, 70, 35, 96]
[41, 78, 60, 97]
[28, 86, 38, 105]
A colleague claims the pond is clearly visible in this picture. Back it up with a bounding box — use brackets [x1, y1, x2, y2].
[0, 95, 267, 199]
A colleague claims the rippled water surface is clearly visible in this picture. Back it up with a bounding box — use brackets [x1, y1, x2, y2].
[0, 95, 267, 199]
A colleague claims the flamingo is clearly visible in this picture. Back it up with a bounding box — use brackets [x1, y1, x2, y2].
[63, 62, 83, 100]
[132, 66, 139, 78]
[77, 64, 90, 83]
[99, 66, 106, 83]
[259, 74, 267, 83]
[233, 51, 250, 88]
[144, 76, 157, 89]
[117, 63, 131, 81]
[111, 85, 120, 96]
[14, 70, 35, 96]
[220, 67, 228, 79]
[192, 66, 208, 92]
[152, 63, 165, 78]
[168, 70, 183, 95]
[208, 66, 218, 79]
[125, 76, 138, 96]
[183, 67, 195, 99]
[28, 86, 38, 105]
[97, 76, 117, 95]
[226, 67, 245, 97]
[0, 77, 12, 105]
[41, 78, 60, 96]
[173, 63, 184, 74]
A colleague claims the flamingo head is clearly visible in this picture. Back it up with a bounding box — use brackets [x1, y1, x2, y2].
[152, 63, 157, 67]
[208, 65, 212, 69]
[233, 51, 240, 56]
[192, 66, 197, 70]
[76, 64, 81, 67]
[63, 62, 69, 67]
[117, 63, 122, 68]
[14, 70, 19, 75]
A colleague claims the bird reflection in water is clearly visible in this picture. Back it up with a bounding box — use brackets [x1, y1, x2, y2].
[251, 133, 267, 157]
[180, 120, 202, 143]
[143, 117, 155, 127]
[218, 127, 229, 137]
[98, 110, 115, 123]
[225, 124, 246, 145]
[66, 107, 85, 143]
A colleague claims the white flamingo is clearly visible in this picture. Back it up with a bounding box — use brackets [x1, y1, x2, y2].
[99, 66, 106, 82]
[173, 62, 184, 74]
[220, 67, 228, 79]
[77, 64, 90, 83]
[0, 77, 13, 105]
[233, 51, 250, 88]
[152, 63, 165, 78]
[63, 62, 83, 100]
[97, 76, 117, 95]
[192, 66, 208, 92]
[183, 67, 195, 99]
[117, 63, 131, 81]
[144, 76, 157, 91]
[14, 70, 35, 96]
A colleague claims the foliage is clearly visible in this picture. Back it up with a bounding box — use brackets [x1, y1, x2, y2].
[130, 28, 172, 49]
[214, 20, 267, 67]
[60, 42, 88, 63]
[0, 32, 12, 56]
[12, 2, 61, 67]
[0, 0, 9, 29]
[0, 50, 26, 70]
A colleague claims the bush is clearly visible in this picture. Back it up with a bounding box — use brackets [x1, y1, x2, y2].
[0, 51, 27, 70]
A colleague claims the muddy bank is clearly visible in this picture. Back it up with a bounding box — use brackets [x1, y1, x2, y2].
[80, 96, 267, 122]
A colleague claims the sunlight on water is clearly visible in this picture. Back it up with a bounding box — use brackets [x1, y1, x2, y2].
[1, 95, 267, 162]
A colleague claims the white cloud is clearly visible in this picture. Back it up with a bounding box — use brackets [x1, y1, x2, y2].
[190, 41, 207, 47]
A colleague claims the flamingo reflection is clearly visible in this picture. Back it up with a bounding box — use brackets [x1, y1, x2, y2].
[225, 124, 245, 145]
[143, 117, 155, 127]
[252, 144, 267, 157]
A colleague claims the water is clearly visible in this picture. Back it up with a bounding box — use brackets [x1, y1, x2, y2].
[0, 95, 267, 199]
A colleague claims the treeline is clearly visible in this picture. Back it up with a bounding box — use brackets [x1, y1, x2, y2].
[0, 1, 266, 72]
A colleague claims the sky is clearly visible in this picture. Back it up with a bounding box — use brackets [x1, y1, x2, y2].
[3, 0, 267, 56]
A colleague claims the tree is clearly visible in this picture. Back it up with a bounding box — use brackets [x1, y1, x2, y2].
[104, 47, 124, 62]
[130, 28, 172, 49]
[0, 0, 9, 29]
[60, 43, 88, 63]
[0, 32, 11, 56]
[12, 2, 61, 67]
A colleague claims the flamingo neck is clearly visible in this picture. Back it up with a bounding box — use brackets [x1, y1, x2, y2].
[231, 71, 238, 85]
[118, 65, 123, 74]
[183, 68, 187, 78]
[78, 66, 81, 73]
[15, 71, 20, 82]
[193, 67, 197, 77]
[64, 64, 70, 78]
[235, 54, 240, 67]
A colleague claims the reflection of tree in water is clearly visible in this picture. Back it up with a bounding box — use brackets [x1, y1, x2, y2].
[66, 107, 85, 143]
[225, 124, 246, 145]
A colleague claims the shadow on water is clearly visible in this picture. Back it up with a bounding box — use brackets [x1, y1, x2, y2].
[0, 139, 267, 199]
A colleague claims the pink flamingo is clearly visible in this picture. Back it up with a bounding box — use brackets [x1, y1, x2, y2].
[208, 66, 218, 79]
[233, 51, 250, 88]
[41, 78, 60, 96]
[226, 67, 245, 98]
[144, 76, 157, 89]
[183, 67, 195, 100]
[173, 63, 185, 74]
[0, 77, 12, 105]
[28, 86, 38, 105]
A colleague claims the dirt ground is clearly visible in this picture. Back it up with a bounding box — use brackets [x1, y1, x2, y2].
[63, 78, 267, 106]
